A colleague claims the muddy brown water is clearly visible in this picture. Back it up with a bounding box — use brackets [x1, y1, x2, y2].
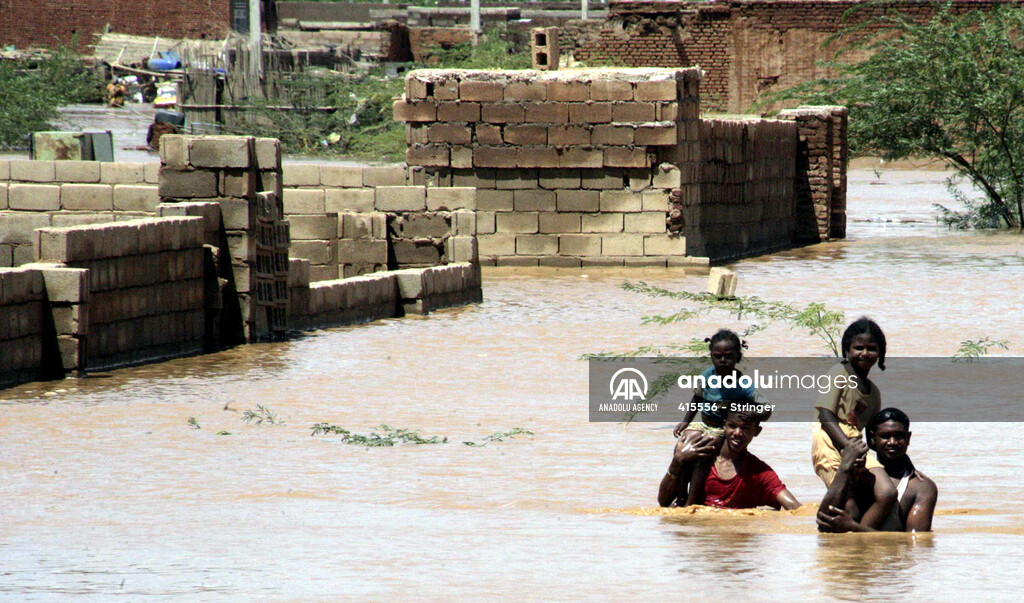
[1, 169, 1022, 599]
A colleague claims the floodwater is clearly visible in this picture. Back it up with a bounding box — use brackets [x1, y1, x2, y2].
[1, 169, 1022, 600]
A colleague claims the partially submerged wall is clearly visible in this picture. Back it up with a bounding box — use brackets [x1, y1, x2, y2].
[395, 68, 703, 267]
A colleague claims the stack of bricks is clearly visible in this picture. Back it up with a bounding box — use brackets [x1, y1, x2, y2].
[0, 159, 159, 267]
[394, 67, 703, 267]
[31, 217, 205, 371]
[778, 106, 840, 243]
[159, 134, 290, 342]
[687, 118, 797, 260]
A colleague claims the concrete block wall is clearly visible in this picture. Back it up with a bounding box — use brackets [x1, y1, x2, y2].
[31, 217, 206, 372]
[0, 159, 159, 267]
[395, 67, 703, 267]
[684, 118, 797, 261]
[159, 135, 289, 343]
[281, 164, 477, 275]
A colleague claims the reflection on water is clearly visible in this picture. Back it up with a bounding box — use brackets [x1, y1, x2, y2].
[0, 169, 1022, 599]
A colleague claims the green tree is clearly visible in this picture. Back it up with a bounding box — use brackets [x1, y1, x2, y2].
[771, 4, 1024, 230]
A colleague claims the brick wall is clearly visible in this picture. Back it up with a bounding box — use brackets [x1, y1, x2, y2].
[0, 160, 158, 267]
[394, 67, 704, 267]
[572, 0, 1019, 113]
[0, 268, 50, 386]
[0, 0, 233, 51]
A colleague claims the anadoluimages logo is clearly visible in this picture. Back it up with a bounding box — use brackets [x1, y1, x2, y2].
[609, 367, 648, 401]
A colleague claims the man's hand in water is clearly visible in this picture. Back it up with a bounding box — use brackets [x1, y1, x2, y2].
[839, 438, 868, 473]
[817, 505, 860, 533]
[673, 434, 716, 464]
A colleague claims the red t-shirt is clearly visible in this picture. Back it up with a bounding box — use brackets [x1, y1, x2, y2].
[703, 453, 787, 510]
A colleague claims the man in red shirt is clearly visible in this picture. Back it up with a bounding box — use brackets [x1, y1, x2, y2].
[658, 408, 801, 510]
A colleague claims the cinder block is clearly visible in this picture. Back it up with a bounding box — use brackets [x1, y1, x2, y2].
[288, 258, 311, 288]
[513, 189, 555, 211]
[406, 145, 449, 167]
[592, 125, 634, 146]
[644, 234, 686, 256]
[393, 100, 437, 122]
[100, 162, 145, 184]
[478, 233, 515, 256]
[505, 81, 546, 101]
[321, 166, 366, 188]
[516, 234, 557, 255]
[160, 135, 189, 168]
[625, 212, 667, 233]
[604, 147, 651, 168]
[10, 160, 55, 182]
[427, 187, 475, 210]
[546, 80, 588, 102]
[539, 256, 581, 268]
[600, 190, 642, 212]
[394, 268, 425, 298]
[451, 147, 473, 169]
[400, 213, 450, 238]
[20, 263, 90, 302]
[220, 169, 255, 198]
[558, 233, 601, 256]
[447, 235, 478, 263]
[642, 190, 670, 211]
[363, 166, 406, 187]
[438, 102, 481, 122]
[189, 137, 252, 169]
[337, 239, 387, 264]
[496, 212, 539, 234]
[290, 240, 335, 266]
[635, 124, 678, 146]
[375, 186, 426, 212]
[556, 190, 599, 212]
[254, 138, 281, 170]
[218, 199, 256, 230]
[635, 80, 679, 102]
[524, 102, 569, 123]
[428, 123, 473, 144]
[539, 169, 581, 190]
[581, 171, 623, 190]
[453, 210, 476, 235]
[326, 189, 375, 213]
[289, 215, 339, 240]
[568, 103, 613, 124]
[55, 161, 100, 183]
[144, 163, 160, 184]
[0, 160, 9, 180]
[392, 239, 440, 265]
[0, 183, 7, 210]
[601, 234, 644, 256]
[612, 103, 656, 122]
[707, 267, 737, 297]
[475, 189, 513, 211]
[459, 80, 505, 102]
[476, 211, 496, 234]
[652, 163, 682, 188]
[283, 189, 326, 215]
[475, 124, 502, 145]
[282, 164, 321, 187]
[504, 125, 547, 146]
[591, 80, 633, 101]
[582, 213, 623, 233]
[548, 125, 590, 146]
[539, 212, 581, 233]
[516, 148, 559, 169]
[474, 147, 517, 168]
[9, 183, 60, 211]
[61, 184, 113, 211]
[557, 148, 602, 169]
[158, 201, 222, 234]
[159, 167, 218, 199]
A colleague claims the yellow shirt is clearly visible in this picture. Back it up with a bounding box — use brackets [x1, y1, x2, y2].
[814, 361, 880, 432]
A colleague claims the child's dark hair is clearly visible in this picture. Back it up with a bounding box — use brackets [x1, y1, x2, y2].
[706, 329, 746, 361]
[866, 407, 910, 441]
[840, 317, 887, 371]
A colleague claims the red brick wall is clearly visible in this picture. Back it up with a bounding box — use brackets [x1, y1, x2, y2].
[574, 0, 1022, 112]
[0, 0, 233, 51]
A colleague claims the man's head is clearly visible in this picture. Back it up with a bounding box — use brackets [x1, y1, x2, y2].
[866, 407, 912, 464]
[722, 408, 764, 453]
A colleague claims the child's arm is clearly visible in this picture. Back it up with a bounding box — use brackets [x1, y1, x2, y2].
[817, 407, 855, 451]
[673, 394, 701, 437]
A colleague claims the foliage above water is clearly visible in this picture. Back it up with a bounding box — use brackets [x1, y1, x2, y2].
[0, 47, 105, 149]
[241, 404, 286, 426]
[231, 31, 530, 161]
[310, 423, 534, 447]
[952, 337, 1010, 363]
[765, 4, 1024, 230]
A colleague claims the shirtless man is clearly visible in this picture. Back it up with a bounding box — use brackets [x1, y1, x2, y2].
[817, 408, 938, 532]
[659, 408, 801, 510]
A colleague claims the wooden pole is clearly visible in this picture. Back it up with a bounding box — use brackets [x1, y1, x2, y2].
[249, 0, 263, 78]
[470, 0, 481, 45]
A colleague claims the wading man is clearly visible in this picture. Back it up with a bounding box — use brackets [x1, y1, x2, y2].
[817, 408, 937, 532]
[659, 408, 801, 510]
